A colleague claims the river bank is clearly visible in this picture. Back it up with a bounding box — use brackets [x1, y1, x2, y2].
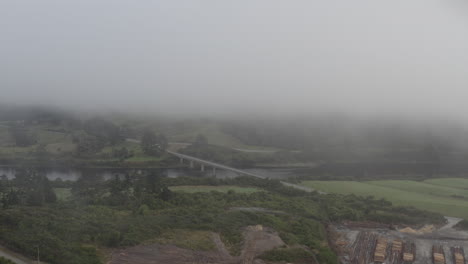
[0, 166, 306, 181]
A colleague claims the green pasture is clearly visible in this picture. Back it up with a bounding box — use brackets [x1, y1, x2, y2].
[301, 179, 468, 219]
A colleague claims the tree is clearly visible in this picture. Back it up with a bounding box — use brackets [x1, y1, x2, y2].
[157, 134, 168, 150]
[193, 134, 208, 147]
[0, 256, 16, 264]
[83, 118, 122, 145]
[141, 130, 157, 155]
[159, 186, 173, 201]
[9, 123, 36, 147]
[112, 147, 132, 161]
[73, 133, 102, 156]
[141, 130, 167, 156]
[11, 170, 56, 206]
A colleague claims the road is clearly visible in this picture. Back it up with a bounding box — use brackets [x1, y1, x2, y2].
[166, 150, 266, 179]
[232, 148, 276, 153]
[0, 245, 33, 264]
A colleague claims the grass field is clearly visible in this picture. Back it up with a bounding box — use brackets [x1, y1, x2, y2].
[301, 178, 468, 219]
[0, 124, 76, 155]
[424, 178, 468, 190]
[54, 188, 72, 201]
[169, 185, 261, 193]
[169, 123, 279, 151]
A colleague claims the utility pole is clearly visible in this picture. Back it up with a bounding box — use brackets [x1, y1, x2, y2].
[36, 245, 40, 264]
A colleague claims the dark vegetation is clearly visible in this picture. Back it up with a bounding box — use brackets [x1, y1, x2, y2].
[140, 129, 168, 156]
[0, 169, 445, 264]
[0, 257, 15, 264]
[221, 117, 468, 176]
[259, 247, 315, 262]
[0, 169, 57, 207]
[454, 219, 468, 230]
[8, 123, 37, 147]
[180, 133, 311, 168]
[180, 141, 255, 168]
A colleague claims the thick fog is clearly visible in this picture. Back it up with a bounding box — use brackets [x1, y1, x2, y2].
[1, 0, 468, 118]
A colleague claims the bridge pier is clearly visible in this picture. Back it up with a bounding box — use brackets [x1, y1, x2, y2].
[212, 167, 216, 176]
[180, 157, 184, 164]
[200, 164, 205, 172]
[189, 161, 194, 168]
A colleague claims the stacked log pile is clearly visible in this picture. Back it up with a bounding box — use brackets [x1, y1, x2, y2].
[451, 246, 465, 264]
[373, 238, 388, 263]
[433, 245, 445, 264]
[349, 231, 377, 264]
[389, 240, 403, 264]
[402, 242, 416, 263]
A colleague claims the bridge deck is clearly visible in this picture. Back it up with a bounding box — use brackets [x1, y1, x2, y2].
[167, 150, 265, 179]
[167, 150, 317, 192]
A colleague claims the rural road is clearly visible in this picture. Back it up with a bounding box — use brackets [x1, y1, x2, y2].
[440, 216, 462, 230]
[424, 216, 468, 240]
[0, 245, 33, 264]
[232, 148, 276, 153]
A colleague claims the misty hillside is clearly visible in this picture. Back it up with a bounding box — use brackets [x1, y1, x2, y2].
[1, 1, 468, 263]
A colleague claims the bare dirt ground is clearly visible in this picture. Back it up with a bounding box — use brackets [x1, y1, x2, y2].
[241, 225, 285, 264]
[332, 217, 468, 264]
[108, 226, 285, 264]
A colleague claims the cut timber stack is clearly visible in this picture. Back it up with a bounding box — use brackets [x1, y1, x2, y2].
[374, 238, 388, 263]
[451, 246, 465, 264]
[403, 242, 416, 263]
[392, 240, 402, 252]
[433, 245, 445, 264]
[349, 231, 378, 264]
[389, 240, 403, 264]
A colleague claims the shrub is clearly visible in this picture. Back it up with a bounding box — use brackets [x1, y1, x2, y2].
[260, 247, 314, 262]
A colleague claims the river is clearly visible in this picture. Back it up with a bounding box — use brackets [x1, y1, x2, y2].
[0, 167, 303, 182]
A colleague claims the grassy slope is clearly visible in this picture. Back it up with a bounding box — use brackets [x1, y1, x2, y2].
[301, 179, 468, 219]
[169, 185, 261, 194]
[54, 188, 72, 201]
[170, 123, 279, 151]
[424, 178, 468, 189]
[0, 124, 166, 164]
[0, 125, 76, 155]
[368, 180, 468, 198]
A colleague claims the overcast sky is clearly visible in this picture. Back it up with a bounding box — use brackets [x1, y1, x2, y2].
[1, 0, 468, 117]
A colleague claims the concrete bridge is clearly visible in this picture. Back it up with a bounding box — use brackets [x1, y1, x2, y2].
[166, 150, 317, 193]
[166, 150, 265, 179]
